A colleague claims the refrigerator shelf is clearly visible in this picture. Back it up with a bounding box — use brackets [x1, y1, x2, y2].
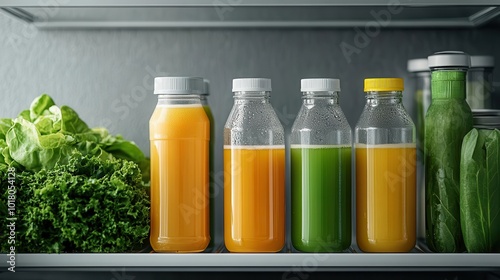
[0, 0, 499, 29]
[3, 247, 500, 272]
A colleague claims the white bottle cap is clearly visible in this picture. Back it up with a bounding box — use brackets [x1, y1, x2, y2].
[407, 58, 429, 73]
[301, 78, 340, 92]
[427, 51, 470, 69]
[232, 78, 271, 92]
[202, 79, 210, 95]
[154, 77, 204, 95]
[471, 55, 495, 68]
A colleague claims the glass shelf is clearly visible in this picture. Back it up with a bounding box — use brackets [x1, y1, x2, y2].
[3, 243, 499, 272]
[0, 0, 499, 29]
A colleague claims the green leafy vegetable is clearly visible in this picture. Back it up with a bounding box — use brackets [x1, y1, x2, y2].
[29, 93, 55, 121]
[0, 119, 13, 139]
[18, 154, 149, 253]
[460, 128, 500, 252]
[0, 94, 150, 253]
[0, 94, 149, 178]
[6, 118, 72, 171]
[60, 105, 91, 134]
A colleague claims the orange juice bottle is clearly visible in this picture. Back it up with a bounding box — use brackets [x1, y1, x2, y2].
[354, 78, 417, 252]
[150, 77, 210, 252]
[224, 78, 285, 252]
[201, 79, 217, 251]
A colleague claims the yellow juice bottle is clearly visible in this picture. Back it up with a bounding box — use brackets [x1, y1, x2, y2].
[356, 144, 416, 252]
[201, 79, 217, 251]
[150, 77, 210, 252]
[223, 78, 285, 253]
[355, 78, 417, 253]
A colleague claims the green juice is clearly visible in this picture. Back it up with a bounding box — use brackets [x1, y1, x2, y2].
[291, 145, 352, 252]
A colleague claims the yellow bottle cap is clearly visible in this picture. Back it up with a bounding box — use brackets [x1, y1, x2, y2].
[364, 78, 404, 92]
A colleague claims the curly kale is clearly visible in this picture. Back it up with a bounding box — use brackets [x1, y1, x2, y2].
[2, 153, 149, 253]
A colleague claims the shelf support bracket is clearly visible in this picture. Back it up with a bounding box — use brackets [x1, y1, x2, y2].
[469, 6, 500, 26]
[1, 7, 35, 23]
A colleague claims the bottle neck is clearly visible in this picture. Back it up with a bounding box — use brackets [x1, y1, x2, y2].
[233, 91, 270, 104]
[200, 95, 209, 105]
[157, 94, 202, 106]
[365, 91, 403, 105]
[431, 69, 467, 99]
[302, 91, 339, 105]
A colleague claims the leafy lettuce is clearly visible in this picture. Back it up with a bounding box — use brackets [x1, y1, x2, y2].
[0, 94, 148, 177]
[460, 128, 500, 253]
[0, 94, 150, 253]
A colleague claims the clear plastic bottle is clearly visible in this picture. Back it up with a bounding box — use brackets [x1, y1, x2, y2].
[406, 58, 430, 243]
[150, 77, 210, 252]
[223, 78, 285, 252]
[425, 51, 472, 253]
[290, 78, 352, 252]
[355, 78, 416, 253]
[467, 55, 495, 109]
[407, 58, 431, 147]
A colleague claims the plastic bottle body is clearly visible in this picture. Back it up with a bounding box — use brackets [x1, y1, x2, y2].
[290, 89, 352, 252]
[150, 95, 210, 252]
[355, 80, 417, 253]
[200, 94, 216, 251]
[467, 55, 495, 109]
[425, 70, 473, 253]
[224, 88, 285, 253]
[407, 59, 431, 242]
[412, 72, 431, 146]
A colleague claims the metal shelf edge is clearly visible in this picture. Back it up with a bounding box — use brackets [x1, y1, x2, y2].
[3, 253, 500, 269]
[1, 0, 500, 8]
[28, 19, 476, 29]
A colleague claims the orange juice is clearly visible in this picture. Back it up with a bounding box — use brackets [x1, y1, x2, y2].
[356, 143, 416, 252]
[150, 104, 210, 252]
[224, 145, 285, 252]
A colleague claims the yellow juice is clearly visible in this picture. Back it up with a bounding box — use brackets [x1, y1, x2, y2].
[224, 146, 285, 252]
[150, 104, 210, 252]
[356, 143, 416, 252]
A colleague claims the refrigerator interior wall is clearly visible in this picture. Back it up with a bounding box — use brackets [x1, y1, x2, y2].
[1, 11, 500, 248]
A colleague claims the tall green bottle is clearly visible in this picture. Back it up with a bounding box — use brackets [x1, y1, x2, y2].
[425, 51, 473, 252]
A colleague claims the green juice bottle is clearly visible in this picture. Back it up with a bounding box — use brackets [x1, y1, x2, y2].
[425, 51, 473, 253]
[291, 79, 352, 252]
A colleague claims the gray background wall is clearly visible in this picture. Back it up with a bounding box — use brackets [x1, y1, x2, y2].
[1, 11, 499, 248]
